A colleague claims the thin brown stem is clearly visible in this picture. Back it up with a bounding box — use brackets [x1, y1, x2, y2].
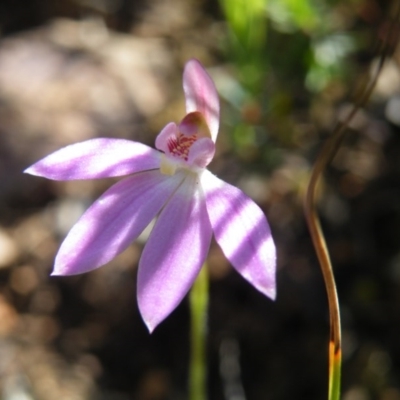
[303, 3, 399, 398]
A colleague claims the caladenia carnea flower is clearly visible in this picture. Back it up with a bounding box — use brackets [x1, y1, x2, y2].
[25, 59, 276, 332]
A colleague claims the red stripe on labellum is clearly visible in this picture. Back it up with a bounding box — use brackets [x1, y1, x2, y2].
[167, 133, 198, 161]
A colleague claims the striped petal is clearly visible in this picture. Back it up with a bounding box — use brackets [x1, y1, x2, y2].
[183, 59, 220, 142]
[25, 138, 160, 180]
[137, 173, 212, 332]
[52, 170, 185, 275]
[201, 170, 276, 300]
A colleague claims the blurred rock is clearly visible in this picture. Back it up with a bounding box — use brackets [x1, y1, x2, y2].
[2, 374, 34, 400]
[50, 197, 90, 237]
[0, 229, 18, 268]
[385, 95, 400, 126]
[0, 296, 18, 337]
[372, 59, 400, 100]
[0, 18, 175, 204]
[9, 265, 39, 295]
[12, 213, 55, 263]
[343, 386, 371, 400]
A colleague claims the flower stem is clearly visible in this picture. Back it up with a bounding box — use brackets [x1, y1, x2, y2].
[329, 340, 342, 400]
[303, 6, 397, 396]
[189, 264, 209, 400]
[304, 185, 342, 400]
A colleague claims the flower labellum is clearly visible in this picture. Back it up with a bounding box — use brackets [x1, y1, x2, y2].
[25, 59, 276, 332]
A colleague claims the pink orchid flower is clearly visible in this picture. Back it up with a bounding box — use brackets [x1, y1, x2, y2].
[25, 59, 276, 332]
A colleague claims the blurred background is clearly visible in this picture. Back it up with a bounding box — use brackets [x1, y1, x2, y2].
[0, 0, 399, 399]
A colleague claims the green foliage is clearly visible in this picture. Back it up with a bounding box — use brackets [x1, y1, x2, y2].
[220, 0, 266, 53]
[268, 0, 319, 32]
[218, 0, 361, 165]
[306, 33, 356, 91]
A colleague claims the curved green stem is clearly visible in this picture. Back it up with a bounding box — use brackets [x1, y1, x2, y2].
[329, 341, 342, 400]
[303, 4, 398, 397]
[304, 175, 342, 400]
[189, 265, 209, 400]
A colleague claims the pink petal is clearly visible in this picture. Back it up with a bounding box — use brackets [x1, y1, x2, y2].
[201, 170, 276, 300]
[52, 170, 185, 275]
[137, 173, 212, 332]
[187, 137, 215, 168]
[24, 138, 161, 180]
[155, 122, 179, 153]
[183, 59, 220, 142]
